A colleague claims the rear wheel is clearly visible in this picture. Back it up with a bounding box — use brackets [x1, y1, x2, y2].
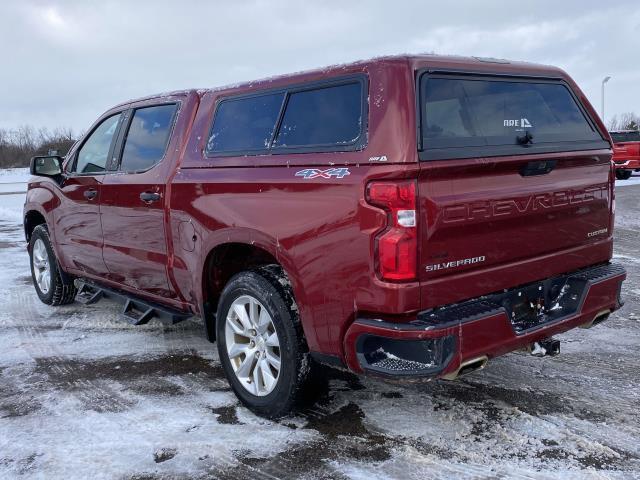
[29, 225, 76, 305]
[616, 169, 632, 180]
[216, 265, 313, 418]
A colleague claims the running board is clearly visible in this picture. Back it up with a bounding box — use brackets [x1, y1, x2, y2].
[75, 282, 104, 305]
[73, 280, 191, 326]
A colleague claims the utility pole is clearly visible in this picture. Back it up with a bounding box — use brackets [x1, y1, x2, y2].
[601, 76, 611, 124]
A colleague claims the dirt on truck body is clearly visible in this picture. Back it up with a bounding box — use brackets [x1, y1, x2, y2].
[24, 54, 625, 417]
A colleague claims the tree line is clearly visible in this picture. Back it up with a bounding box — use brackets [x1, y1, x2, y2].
[0, 126, 76, 169]
[607, 112, 639, 131]
[0, 112, 638, 170]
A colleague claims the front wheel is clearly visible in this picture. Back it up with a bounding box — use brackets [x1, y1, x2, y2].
[616, 169, 632, 180]
[29, 225, 76, 305]
[216, 265, 313, 418]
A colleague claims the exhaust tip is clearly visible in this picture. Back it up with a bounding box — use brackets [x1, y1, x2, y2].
[580, 309, 611, 329]
[442, 356, 488, 380]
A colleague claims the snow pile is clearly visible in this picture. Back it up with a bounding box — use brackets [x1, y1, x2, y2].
[0, 193, 25, 223]
[0, 167, 30, 185]
[0, 168, 28, 222]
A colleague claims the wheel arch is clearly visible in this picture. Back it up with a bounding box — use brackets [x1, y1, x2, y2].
[24, 183, 59, 244]
[199, 235, 310, 345]
[24, 209, 47, 243]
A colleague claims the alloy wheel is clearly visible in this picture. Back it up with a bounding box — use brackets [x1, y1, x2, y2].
[32, 238, 51, 294]
[224, 295, 282, 396]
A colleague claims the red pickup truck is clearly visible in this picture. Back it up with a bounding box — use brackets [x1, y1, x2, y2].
[24, 55, 626, 417]
[610, 130, 640, 180]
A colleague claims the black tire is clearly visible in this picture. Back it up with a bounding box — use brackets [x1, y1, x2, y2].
[29, 225, 76, 306]
[216, 264, 314, 418]
[616, 169, 632, 180]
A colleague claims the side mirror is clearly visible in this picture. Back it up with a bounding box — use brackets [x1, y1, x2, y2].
[30, 155, 64, 177]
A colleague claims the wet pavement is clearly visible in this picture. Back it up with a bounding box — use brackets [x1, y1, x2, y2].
[0, 185, 639, 479]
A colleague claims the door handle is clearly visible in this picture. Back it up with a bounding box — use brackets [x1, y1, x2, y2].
[83, 189, 98, 200]
[520, 160, 556, 177]
[140, 191, 161, 203]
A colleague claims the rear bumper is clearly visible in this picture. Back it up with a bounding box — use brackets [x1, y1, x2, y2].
[614, 159, 640, 169]
[343, 263, 626, 379]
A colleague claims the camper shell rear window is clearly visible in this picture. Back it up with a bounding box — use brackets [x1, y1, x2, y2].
[418, 73, 608, 161]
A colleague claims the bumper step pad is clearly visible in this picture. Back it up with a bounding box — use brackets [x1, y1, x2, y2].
[416, 263, 626, 335]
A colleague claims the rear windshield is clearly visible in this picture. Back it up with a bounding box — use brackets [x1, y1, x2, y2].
[419, 75, 606, 160]
[610, 131, 640, 143]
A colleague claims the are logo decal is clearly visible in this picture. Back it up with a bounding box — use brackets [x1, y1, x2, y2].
[504, 118, 533, 128]
[295, 168, 351, 179]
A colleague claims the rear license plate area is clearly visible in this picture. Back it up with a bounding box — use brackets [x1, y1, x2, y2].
[502, 276, 584, 333]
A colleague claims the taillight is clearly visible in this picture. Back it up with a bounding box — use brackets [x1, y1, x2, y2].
[366, 181, 417, 281]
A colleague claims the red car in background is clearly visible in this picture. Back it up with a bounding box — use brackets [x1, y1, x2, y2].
[610, 130, 640, 180]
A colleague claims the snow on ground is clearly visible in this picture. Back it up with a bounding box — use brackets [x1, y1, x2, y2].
[0, 176, 639, 479]
[0, 167, 29, 191]
[0, 168, 28, 220]
[0, 167, 30, 184]
[615, 171, 640, 188]
[0, 193, 25, 222]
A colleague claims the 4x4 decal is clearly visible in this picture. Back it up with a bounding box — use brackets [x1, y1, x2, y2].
[295, 168, 350, 179]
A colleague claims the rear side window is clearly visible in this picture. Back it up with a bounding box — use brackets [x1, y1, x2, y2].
[120, 104, 178, 172]
[611, 131, 640, 143]
[206, 78, 365, 156]
[419, 75, 607, 160]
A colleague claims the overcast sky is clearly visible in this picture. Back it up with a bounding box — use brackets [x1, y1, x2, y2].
[2, 0, 639, 134]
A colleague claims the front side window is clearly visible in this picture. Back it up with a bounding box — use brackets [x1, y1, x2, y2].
[206, 77, 365, 156]
[420, 76, 606, 159]
[119, 104, 178, 172]
[75, 113, 122, 174]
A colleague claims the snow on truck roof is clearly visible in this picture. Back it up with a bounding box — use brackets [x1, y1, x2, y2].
[116, 54, 564, 107]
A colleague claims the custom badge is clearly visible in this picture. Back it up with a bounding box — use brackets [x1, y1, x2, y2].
[295, 167, 351, 179]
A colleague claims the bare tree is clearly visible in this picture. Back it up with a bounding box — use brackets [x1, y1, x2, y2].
[0, 125, 76, 169]
[607, 112, 640, 131]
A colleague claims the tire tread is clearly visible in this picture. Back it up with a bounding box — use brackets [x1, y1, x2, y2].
[30, 225, 76, 306]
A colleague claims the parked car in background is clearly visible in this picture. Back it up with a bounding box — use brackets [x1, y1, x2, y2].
[24, 55, 626, 417]
[610, 130, 640, 180]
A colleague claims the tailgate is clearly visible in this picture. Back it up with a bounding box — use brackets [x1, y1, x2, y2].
[416, 72, 612, 309]
[610, 132, 640, 162]
[613, 142, 640, 160]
